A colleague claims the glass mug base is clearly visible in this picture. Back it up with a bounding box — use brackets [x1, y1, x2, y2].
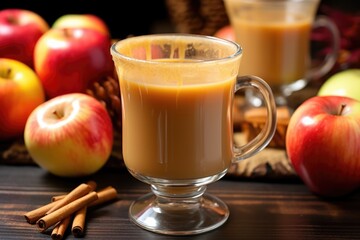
[129, 192, 229, 235]
[128, 169, 229, 235]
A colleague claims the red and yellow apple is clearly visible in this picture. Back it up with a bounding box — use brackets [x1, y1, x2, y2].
[34, 27, 114, 99]
[52, 14, 110, 37]
[0, 58, 45, 141]
[0, 8, 49, 68]
[24, 93, 114, 177]
[286, 95, 360, 197]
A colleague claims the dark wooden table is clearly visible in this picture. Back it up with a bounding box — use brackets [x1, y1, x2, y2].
[1, 164, 360, 240]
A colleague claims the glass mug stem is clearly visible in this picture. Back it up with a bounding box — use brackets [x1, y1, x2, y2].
[128, 175, 230, 235]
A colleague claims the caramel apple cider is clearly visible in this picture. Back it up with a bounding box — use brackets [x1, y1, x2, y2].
[110, 34, 277, 235]
[112, 36, 240, 180]
[122, 66, 234, 179]
[224, 0, 339, 100]
[231, 10, 312, 88]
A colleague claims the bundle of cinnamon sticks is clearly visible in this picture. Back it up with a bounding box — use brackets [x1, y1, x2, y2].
[24, 180, 118, 239]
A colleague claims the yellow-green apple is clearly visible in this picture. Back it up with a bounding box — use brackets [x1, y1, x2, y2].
[34, 28, 114, 99]
[24, 93, 114, 177]
[286, 95, 360, 197]
[318, 68, 360, 101]
[52, 14, 110, 37]
[0, 9, 49, 68]
[0, 58, 45, 141]
[214, 25, 235, 42]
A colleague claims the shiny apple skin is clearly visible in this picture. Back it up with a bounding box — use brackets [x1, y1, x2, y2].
[24, 93, 114, 177]
[318, 68, 360, 102]
[0, 58, 45, 141]
[52, 14, 110, 37]
[286, 95, 360, 197]
[0, 9, 49, 68]
[34, 28, 114, 99]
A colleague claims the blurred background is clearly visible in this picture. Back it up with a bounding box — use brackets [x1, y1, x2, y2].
[0, 0, 173, 39]
[0, 0, 358, 77]
[1, 0, 357, 40]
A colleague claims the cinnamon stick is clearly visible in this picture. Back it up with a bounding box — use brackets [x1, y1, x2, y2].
[51, 216, 71, 240]
[71, 207, 87, 237]
[70, 180, 97, 237]
[53, 186, 118, 207]
[24, 201, 58, 224]
[37, 191, 98, 232]
[71, 186, 118, 237]
[46, 181, 97, 215]
[88, 186, 118, 207]
[51, 195, 66, 202]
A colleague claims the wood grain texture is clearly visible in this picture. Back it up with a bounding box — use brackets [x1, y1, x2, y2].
[0, 165, 359, 240]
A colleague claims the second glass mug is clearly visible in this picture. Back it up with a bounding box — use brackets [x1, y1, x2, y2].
[111, 34, 277, 235]
[224, 0, 340, 107]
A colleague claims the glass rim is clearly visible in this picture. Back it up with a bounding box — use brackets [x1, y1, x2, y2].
[110, 33, 242, 64]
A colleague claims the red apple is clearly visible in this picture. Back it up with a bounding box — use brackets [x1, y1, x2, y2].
[0, 58, 45, 141]
[214, 25, 235, 42]
[34, 27, 114, 99]
[286, 95, 360, 197]
[52, 14, 110, 37]
[0, 9, 49, 68]
[24, 93, 114, 177]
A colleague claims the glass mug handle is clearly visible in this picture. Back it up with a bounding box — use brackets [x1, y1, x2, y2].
[307, 16, 340, 80]
[232, 75, 277, 162]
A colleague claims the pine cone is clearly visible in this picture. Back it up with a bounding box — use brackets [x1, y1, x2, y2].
[86, 75, 122, 132]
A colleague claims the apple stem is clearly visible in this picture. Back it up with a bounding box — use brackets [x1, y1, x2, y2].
[338, 103, 347, 115]
[53, 110, 63, 119]
[0, 68, 12, 79]
[63, 28, 71, 38]
[6, 15, 18, 25]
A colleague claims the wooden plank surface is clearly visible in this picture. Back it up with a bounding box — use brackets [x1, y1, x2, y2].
[1, 165, 360, 239]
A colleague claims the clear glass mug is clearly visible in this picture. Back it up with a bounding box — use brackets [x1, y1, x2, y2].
[111, 34, 277, 235]
[224, 0, 340, 106]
